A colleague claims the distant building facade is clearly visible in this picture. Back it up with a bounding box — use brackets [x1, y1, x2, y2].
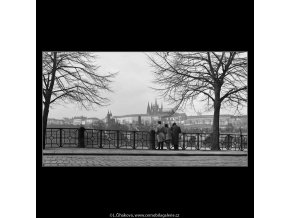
[47, 118, 64, 125]
[63, 117, 73, 125]
[183, 114, 247, 129]
[111, 99, 187, 126]
[47, 99, 247, 130]
[72, 116, 85, 125]
[104, 110, 116, 127]
[85, 117, 100, 125]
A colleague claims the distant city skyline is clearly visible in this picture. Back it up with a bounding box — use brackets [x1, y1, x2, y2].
[48, 52, 247, 120]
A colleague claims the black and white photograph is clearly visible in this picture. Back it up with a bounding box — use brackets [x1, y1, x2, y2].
[42, 51, 248, 167]
[9, 0, 290, 217]
[35, 1, 254, 215]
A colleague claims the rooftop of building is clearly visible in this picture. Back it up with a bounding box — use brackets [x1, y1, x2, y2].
[186, 114, 247, 119]
[72, 116, 100, 120]
[72, 116, 87, 119]
[113, 114, 148, 118]
[112, 112, 188, 118]
[48, 118, 64, 121]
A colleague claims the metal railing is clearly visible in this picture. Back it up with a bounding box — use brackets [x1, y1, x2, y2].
[44, 128, 248, 151]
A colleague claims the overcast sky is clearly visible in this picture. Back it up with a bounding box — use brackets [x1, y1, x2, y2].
[48, 52, 247, 119]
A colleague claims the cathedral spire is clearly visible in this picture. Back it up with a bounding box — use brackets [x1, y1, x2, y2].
[155, 98, 157, 106]
[147, 102, 151, 115]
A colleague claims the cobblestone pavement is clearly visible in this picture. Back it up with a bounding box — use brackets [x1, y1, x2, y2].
[43, 148, 247, 156]
[43, 155, 247, 167]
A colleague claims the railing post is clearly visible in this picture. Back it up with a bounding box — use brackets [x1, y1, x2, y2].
[99, 130, 103, 148]
[182, 133, 186, 150]
[78, 127, 85, 148]
[227, 134, 230, 150]
[133, 131, 136, 149]
[59, 128, 62, 147]
[149, 129, 156, 150]
[240, 133, 243, 151]
[116, 130, 120, 149]
[197, 133, 200, 150]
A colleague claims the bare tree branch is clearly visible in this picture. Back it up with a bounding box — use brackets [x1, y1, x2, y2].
[43, 51, 117, 110]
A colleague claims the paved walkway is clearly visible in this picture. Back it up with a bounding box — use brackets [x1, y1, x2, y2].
[43, 148, 247, 156]
[43, 148, 247, 167]
[43, 155, 247, 167]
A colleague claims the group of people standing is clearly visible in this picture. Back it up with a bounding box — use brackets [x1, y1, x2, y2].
[151, 121, 181, 150]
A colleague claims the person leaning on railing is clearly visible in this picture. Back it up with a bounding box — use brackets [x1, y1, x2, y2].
[164, 124, 172, 150]
[171, 123, 181, 150]
[156, 121, 165, 150]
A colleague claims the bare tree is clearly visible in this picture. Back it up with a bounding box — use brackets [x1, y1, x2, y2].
[42, 52, 117, 149]
[147, 52, 247, 150]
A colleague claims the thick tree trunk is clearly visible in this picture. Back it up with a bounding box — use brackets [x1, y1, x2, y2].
[211, 101, 221, 150]
[211, 85, 221, 151]
[43, 103, 49, 149]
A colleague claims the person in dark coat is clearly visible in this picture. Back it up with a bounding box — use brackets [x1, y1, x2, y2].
[171, 123, 181, 150]
[164, 124, 172, 150]
[156, 121, 165, 150]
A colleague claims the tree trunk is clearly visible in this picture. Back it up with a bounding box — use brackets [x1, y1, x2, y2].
[211, 86, 221, 151]
[211, 101, 221, 150]
[43, 103, 49, 149]
[42, 52, 57, 149]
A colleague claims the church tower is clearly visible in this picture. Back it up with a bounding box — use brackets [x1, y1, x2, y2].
[147, 99, 165, 115]
[106, 110, 110, 124]
[106, 110, 113, 124]
[147, 102, 151, 115]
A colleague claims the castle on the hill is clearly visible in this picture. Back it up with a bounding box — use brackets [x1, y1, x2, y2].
[47, 98, 247, 130]
[147, 99, 163, 115]
[146, 99, 176, 117]
[108, 99, 186, 126]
